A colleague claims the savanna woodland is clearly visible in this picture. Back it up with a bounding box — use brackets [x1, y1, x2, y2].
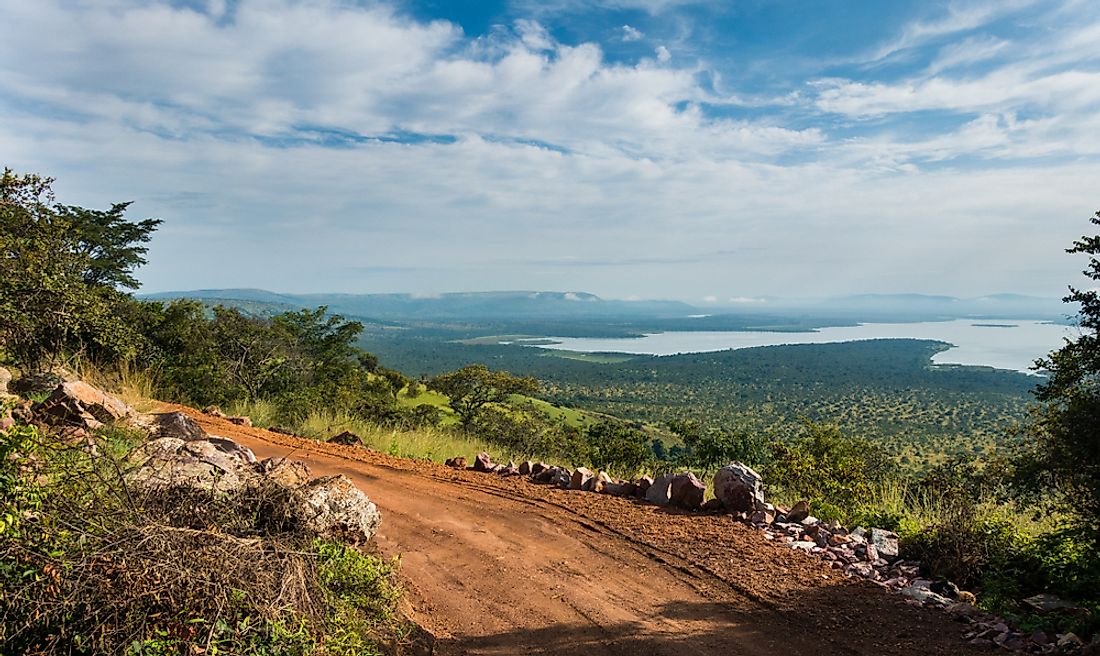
[2, 169, 1099, 652]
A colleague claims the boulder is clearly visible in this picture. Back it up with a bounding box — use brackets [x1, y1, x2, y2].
[329, 431, 363, 446]
[602, 482, 627, 496]
[645, 473, 674, 505]
[786, 500, 811, 524]
[445, 456, 468, 469]
[258, 456, 312, 488]
[713, 462, 764, 512]
[531, 462, 548, 477]
[297, 475, 381, 544]
[35, 380, 135, 431]
[1022, 593, 1089, 615]
[901, 584, 952, 606]
[125, 436, 258, 494]
[11, 371, 65, 396]
[473, 452, 495, 472]
[870, 528, 900, 561]
[669, 472, 706, 510]
[634, 476, 654, 499]
[498, 462, 520, 476]
[584, 471, 612, 493]
[518, 461, 533, 476]
[570, 467, 594, 490]
[227, 415, 252, 427]
[548, 467, 571, 488]
[150, 411, 208, 441]
[702, 498, 724, 512]
[203, 405, 226, 418]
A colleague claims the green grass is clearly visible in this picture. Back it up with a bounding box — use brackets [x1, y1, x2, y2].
[539, 350, 636, 364]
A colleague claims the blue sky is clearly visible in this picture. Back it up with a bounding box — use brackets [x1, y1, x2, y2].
[2, 0, 1099, 302]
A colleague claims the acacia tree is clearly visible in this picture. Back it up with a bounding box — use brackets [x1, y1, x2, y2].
[0, 169, 160, 370]
[1016, 211, 1100, 543]
[428, 364, 539, 431]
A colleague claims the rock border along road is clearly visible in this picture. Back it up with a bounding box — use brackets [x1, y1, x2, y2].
[177, 406, 988, 656]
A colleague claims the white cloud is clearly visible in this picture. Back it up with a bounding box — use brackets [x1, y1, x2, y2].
[622, 24, 644, 42]
[0, 0, 1097, 299]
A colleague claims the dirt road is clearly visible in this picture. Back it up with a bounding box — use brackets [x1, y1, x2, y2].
[180, 408, 985, 655]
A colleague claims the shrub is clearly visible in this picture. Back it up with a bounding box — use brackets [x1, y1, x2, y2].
[0, 418, 404, 655]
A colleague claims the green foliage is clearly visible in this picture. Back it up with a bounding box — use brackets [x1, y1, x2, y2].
[1013, 214, 1100, 546]
[428, 364, 540, 431]
[667, 419, 767, 473]
[0, 414, 403, 655]
[0, 169, 159, 371]
[765, 422, 895, 509]
[584, 420, 651, 475]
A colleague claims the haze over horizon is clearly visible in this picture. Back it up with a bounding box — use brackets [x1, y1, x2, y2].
[3, 0, 1099, 302]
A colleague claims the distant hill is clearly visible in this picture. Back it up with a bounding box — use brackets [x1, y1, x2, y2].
[820, 293, 1068, 321]
[140, 288, 1070, 326]
[140, 289, 697, 321]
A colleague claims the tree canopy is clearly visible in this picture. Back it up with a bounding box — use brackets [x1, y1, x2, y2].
[1017, 211, 1100, 543]
[0, 169, 160, 370]
[427, 364, 539, 431]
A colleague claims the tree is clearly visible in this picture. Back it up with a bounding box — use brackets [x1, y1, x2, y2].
[427, 364, 539, 431]
[0, 169, 159, 370]
[668, 419, 767, 473]
[1015, 211, 1100, 543]
[584, 421, 651, 475]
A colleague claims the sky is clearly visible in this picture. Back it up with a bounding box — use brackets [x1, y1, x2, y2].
[2, 0, 1099, 303]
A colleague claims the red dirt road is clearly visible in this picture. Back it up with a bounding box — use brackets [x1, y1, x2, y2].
[179, 408, 986, 655]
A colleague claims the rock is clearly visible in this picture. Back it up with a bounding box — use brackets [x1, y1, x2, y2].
[328, 430, 363, 446]
[125, 436, 258, 494]
[570, 467, 594, 490]
[669, 472, 705, 510]
[645, 473, 674, 505]
[602, 482, 628, 496]
[1029, 631, 1050, 646]
[870, 528, 900, 560]
[0, 367, 11, 395]
[269, 426, 298, 436]
[258, 457, 312, 488]
[1023, 593, 1089, 615]
[203, 405, 226, 417]
[634, 476, 654, 498]
[789, 541, 815, 552]
[786, 500, 811, 523]
[498, 463, 520, 476]
[929, 580, 960, 599]
[702, 498, 725, 512]
[518, 461, 533, 476]
[297, 475, 381, 544]
[901, 584, 953, 606]
[34, 380, 136, 431]
[473, 452, 494, 472]
[713, 462, 764, 512]
[531, 462, 548, 476]
[227, 415, 252, 427]
[150, 411, 209, 441]
[548, 467, 571, 488]
[10, 371, 65, 396]
[445, 456, 468, 469]
[584, 470, 612, 493]
[864, 543, 879, 563]
[1057, 633, 1084, 649]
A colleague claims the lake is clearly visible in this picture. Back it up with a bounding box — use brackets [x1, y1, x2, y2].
[525, 319, 1075, 373]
